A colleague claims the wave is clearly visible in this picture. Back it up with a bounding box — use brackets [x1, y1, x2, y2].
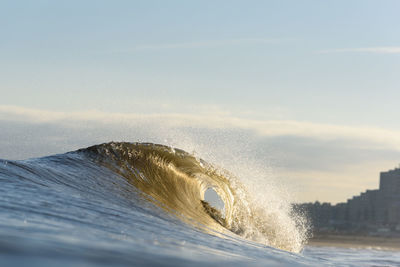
[3, 141, 399, 266]
[76, 142, 308, 252]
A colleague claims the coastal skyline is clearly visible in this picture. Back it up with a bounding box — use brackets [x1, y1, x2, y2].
[1, 1, 400, 203]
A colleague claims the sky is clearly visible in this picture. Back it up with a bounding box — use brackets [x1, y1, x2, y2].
[1, 0, 400, 203]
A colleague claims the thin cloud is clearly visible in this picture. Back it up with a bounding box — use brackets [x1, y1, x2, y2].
[318, 46, 400, 54]
[105, 38, 287, 53]
[137, 38, 280, 49]
[1, 105, 400, 150]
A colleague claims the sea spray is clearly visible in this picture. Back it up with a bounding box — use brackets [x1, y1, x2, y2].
[81, 142, 309, 252]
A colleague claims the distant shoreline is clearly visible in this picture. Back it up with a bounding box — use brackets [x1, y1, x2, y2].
[307, 234, 400, 251]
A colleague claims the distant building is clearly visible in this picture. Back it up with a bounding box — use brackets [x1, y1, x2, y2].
[378, 169, 400, 225]
[296, 167, 400, 234]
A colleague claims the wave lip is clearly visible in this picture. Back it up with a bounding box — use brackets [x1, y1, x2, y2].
[79, 142, 308, 252]
[79, 142, 234, 231]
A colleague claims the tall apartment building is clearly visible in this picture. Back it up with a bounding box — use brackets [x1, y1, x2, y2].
[297, 167, 400, 232]
[377, 168, 400, 224]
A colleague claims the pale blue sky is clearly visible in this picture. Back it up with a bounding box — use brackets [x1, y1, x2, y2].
[2, 1, 400, 126]
[1, 1, 400, 202]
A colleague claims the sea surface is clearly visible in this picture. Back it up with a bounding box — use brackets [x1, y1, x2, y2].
[1, 142, 399, 266]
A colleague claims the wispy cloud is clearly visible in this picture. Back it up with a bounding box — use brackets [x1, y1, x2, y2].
[318, 46, 400, 54]
[1, 105, 400, 151]
[104, 38, 287, 53]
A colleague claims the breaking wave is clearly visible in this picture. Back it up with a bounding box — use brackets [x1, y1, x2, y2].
[78, 142, 308, 252]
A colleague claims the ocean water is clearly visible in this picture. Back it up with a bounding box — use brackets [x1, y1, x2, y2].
[303, 246, 400, 267]
[0, 142, 399, 266]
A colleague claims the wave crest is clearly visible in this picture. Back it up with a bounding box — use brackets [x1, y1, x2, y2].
[80, 142, 308, 252]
